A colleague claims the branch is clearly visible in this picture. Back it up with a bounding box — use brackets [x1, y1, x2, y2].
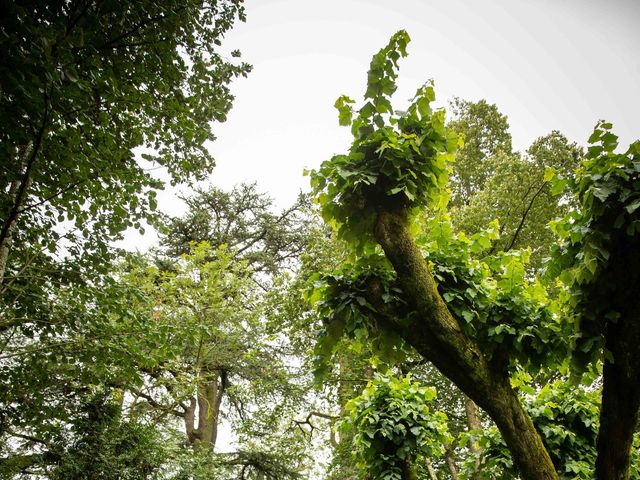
[16, 179, 84, 215]
[96, 8, 186, 51]
[0, 93, 49, 253]
[6, 429, 49, 446]
[504, 181, 548, 253]
[294, 411, 339, 444]
[129, 387, 185, 418]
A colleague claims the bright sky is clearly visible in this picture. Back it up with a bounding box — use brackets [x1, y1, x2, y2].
[126, 0, 639, 247]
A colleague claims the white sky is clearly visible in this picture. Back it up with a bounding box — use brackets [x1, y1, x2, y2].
[126, 0, 639, 247]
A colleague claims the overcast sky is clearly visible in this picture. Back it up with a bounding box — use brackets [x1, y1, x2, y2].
[127, 0, 640, 249]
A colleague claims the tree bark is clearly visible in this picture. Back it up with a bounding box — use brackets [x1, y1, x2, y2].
[596, 349, 640, 480]
[400, 459, 418, 480]
[184, 396, 197, 444]
[464, 395, 482, 478]
[373, 207, 558, 480]
[425, 459, 439, 480]
[445, 445, 460, 480]
[0, 145, 33, 286]
[595, 234, 640, 480]
[192, 368, 228, 449]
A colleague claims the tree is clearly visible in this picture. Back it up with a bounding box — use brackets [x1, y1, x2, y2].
[309, 31, 639, 480]
[0, 272, 176, 477]
[48, 393, 167, 480]
[446, 98, 513, 206]
[450, 125, 582, 269]
[159, 183, 309, 276]
[0, 1, 250, 282]
[116, 184, 315, 478]
[546, 123, 640, 479]
[0, 4, 249, 475]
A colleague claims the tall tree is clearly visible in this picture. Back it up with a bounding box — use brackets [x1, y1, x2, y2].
[120, 184, 314, 478]
[450, 126, 582, 269]
[159, 183, 309, 276]
[0, 2, 249, 476]
[447, 98, 512, 206]
[309, 31, 639, 480]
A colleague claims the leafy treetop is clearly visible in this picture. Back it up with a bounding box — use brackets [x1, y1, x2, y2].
[309, 30, 462, 253]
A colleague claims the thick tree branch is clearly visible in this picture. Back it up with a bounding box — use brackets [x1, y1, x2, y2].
[372, 206, 558, 480]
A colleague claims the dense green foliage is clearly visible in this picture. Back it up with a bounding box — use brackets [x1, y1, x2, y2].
[309, 30, 640, 480]
[342, 374, 450, 480]
[547, 123, 640, 369]
[0, 0, 250, 270]
[2, 7, 639, 480]
[309, 31, 461, 251]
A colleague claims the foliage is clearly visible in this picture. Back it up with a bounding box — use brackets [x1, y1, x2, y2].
[341, 374, 450, 480]
[0, 0, 250, 271]
[468, 378, 640, 480]
[546, 122, 640, 370]
[417, 213, 568, 372]
[309, 214, 568, 382]
[308, 253, 409, 380]
[309, 30, 461, 252]
[0, 268, 174, 471]
[49, 393, 167, 480]
[447, 98, 513, 205]
[449, 110, 582, 269]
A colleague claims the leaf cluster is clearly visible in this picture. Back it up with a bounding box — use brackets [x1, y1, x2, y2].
[341, 374, 451, 480]
[309, 31, 461, 252]
[546, 121, 640, 370]
[308, 254, 408, 381]
[417, 214, 568, 372]
[471, 378, 639, 479]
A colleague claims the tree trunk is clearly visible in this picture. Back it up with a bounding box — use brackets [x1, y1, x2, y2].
[185, 369, 228, 450]
[400, 459, 418, 480]
[426, 459, 439, 480]
[0, 145, 33, 286]
[445, 445, 460, 480]
[373, 207, 558, 480]
[464, 395, 482, 478]
[595, 233, 640, 480]
[184, 396, 197, 444]
[596, 354, 640, 480]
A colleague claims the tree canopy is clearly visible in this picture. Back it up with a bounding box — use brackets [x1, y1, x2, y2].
[309, 30, 640, 480]
[1, 8, 639, 480]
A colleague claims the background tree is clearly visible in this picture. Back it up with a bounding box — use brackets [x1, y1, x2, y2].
[450, 125, 582, 269]
[159, 183, 309, 276]
[116, 184, 314, 478]
[446, 98, 513, 207]
[0, 2, 249, 476]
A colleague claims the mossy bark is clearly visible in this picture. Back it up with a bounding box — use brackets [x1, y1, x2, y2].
[595, 233, 640, 480]
[464, 395, 482, 479]
[373, 207, 558, 480]
[400, 459, 418, 480]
